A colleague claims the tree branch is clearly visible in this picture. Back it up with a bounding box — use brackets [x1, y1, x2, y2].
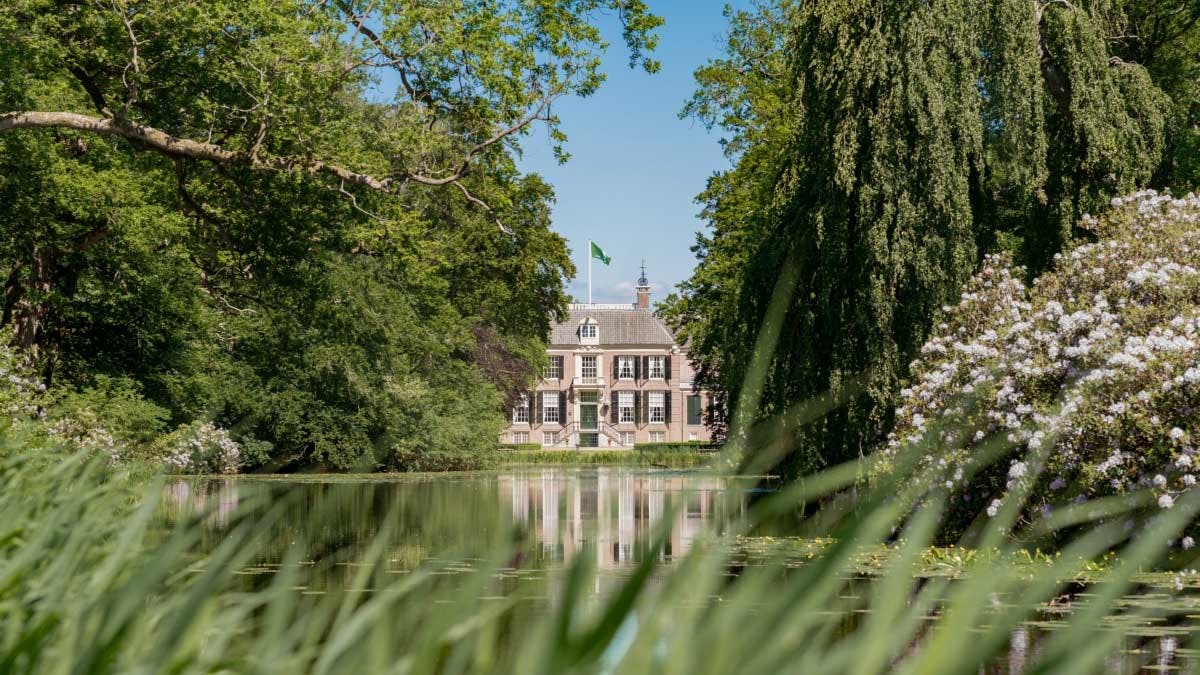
[66, 67, 113, 117]
[453, 181, 513, 235]
[330, 0, 566, 187]
[333, 0, 437, 107]
[1, 109, 523, 231]
[113, 0, 141, 108]
[0, 110, 398, 191]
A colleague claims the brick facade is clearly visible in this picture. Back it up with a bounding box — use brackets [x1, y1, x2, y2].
[502, 293, 715, 448]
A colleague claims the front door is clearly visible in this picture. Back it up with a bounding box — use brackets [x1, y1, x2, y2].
[580, 400, 598, 431]
[578, 390, 599, 446]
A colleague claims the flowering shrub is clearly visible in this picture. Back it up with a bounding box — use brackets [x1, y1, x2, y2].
[44, 411, 120, 464]
[0, 344, 44, 428]
[160, 422, 242, 474]
[884, 190, 1200, 534]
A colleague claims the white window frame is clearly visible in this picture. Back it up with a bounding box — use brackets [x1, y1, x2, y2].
[581, 355, 598, 380]
[649, 431, 665, 443]
[513, 431, 530, 444]
[542, 392, 560, 424]
[543, 431, 558, 446]
[648, 356, 665, 379]
[618, 391, 635, 423]
[648, 392, 665, 423]
[620, 431, 635, 446]
[618, 356, 635, 380]
[543, 356, 563, 380]
[512, 395, 529, 424]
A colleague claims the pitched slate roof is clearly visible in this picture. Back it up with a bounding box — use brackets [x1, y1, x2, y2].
[550, 304, 676, 346]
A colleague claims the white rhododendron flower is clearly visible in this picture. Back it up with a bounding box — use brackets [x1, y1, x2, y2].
[164, 422, 241, 474]
[880, 190, 1200, 535]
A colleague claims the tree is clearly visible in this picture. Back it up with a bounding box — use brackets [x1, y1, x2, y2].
[0, 0, 660, 469]
[678, 0, 1197, 477]
[0, 0, 659, 355]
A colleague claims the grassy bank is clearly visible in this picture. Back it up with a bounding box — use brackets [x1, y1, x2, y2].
[498, 449, 714, 468]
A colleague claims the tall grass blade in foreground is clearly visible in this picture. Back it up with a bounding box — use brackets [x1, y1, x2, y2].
[2, 400, 1193, 674]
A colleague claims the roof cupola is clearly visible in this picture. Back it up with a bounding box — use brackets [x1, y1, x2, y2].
[635, 261, 651, 309]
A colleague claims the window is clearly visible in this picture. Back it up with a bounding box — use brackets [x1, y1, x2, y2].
[648, 356, 665, 379]
[579, 391, 598, 404]
[543, 356, 563, 379]
[648, 392, 665, 423]
[687, 395, 702, 426]
[620, 431, 635, 446]
[513, 431, 530, 444]
[543, 431, 558, 446]
[618, 356, 635, 379]
[581, 355, 597, 380]
[688, 432, 698, 441]
[543, 392, 560, 423]
[579, 318, 599, 345]
[618, 391, 635, 423]
[512, 395, 529, 424]
[649, 431, 665, 443]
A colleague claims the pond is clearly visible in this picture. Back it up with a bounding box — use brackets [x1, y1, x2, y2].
[165, 466, 1200, 674]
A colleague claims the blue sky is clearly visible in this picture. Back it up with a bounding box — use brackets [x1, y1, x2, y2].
[515, 1, 748, 304]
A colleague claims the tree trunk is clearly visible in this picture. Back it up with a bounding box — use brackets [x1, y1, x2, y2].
[6, 247, 56, 360]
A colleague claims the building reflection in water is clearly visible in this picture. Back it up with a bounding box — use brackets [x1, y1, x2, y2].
[498, 467, 737, 568]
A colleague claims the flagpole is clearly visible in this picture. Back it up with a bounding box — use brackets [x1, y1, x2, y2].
[588, 239, 592, 304]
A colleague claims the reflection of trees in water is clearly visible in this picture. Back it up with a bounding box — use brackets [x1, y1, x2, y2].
[163, 479, 239, 528]
[165, 477, 509, 575]
[497, 468, 739, 568]
[160, 470, 741, 597]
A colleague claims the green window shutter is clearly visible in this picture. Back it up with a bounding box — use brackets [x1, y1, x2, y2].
[559, 392, 567, 424]
[665, 356, 672, 382]
[535, 392, 542, 424]
[611, 391, 618, 423]
[634, 391, 641, 424]
[642, 356, 649, 381]
[634, 355, 641, 380]
[664, 391, 671, 424]
[687, 395, 701, 425]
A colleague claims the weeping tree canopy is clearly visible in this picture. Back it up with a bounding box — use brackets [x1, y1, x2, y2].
[672, 0, 1199, 477]
[0, 0, 662, 470]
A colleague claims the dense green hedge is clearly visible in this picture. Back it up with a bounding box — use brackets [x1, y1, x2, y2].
[499, 450, 711, 467]
[633, 441, 720, 453]
[498, 443, 543, 452]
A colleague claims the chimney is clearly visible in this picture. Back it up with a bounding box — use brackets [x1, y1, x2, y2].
[635, 261, 651, 309]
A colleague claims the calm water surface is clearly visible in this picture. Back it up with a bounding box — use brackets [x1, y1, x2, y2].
[165, 466, 1200, 674]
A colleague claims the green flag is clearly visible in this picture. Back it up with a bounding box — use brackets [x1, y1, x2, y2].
[590, 241, 611, 265]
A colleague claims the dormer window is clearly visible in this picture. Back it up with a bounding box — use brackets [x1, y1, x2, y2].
[579, 317, 599, 344]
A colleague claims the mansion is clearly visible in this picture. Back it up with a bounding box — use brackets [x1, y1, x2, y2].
[503, 274, 714, 448]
